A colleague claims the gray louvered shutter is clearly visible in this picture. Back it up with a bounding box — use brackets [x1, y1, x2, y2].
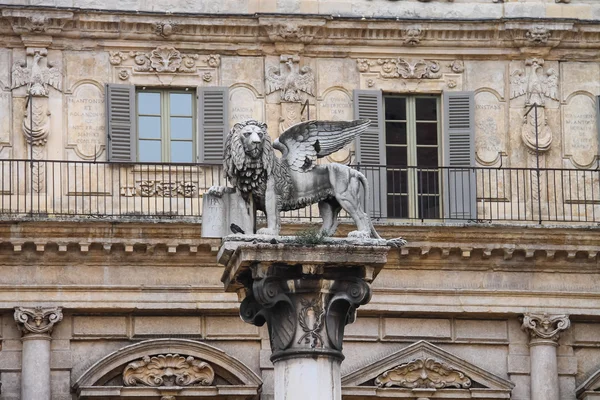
[198, 87, 229, 164]
[106, 84, 136, 162]
[443, 91, 476, 220]
[353, 89, 386, 218]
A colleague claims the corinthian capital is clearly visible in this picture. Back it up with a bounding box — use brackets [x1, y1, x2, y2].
[521, 313, 570, 343]
[14, 306, 63, 336]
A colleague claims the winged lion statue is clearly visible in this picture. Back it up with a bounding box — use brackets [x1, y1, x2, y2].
[208, 119, 382, 239]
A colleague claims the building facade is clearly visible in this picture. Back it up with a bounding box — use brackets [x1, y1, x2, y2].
[1, 0, 600, 399]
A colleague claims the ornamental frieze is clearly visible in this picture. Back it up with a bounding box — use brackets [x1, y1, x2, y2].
[374, 357, 472, 389]
[356, 58, 465, 81]
[123, 354, 215, 387]
[109, 46, 220, 75]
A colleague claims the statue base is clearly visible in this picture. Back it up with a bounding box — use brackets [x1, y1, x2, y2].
[218, 235, 397, 400]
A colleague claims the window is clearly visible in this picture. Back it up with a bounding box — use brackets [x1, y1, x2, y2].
[137, 88, 195, 163]
[384, 95, 441, 219]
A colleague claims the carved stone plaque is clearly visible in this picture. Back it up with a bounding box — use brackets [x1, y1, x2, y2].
[563, 94, 598, 168]
[229, 86, 264, 127]
[67, 83, 105, 159]
[0, 91, 10, 144]
[319, 89, 353, 163]
[475, 91, 505, 165]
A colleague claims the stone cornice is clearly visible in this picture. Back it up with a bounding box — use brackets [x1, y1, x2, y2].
[2, 8, 600, 57]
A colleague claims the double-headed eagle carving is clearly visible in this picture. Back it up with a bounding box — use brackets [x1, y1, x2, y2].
[11, 52, 62, 96]
[266, 58, 314, 102]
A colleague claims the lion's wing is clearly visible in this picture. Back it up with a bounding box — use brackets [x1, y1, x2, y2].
[274, 119, 371, 172]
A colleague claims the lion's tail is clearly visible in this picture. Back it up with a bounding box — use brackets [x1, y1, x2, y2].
[356, 171, 382, 240]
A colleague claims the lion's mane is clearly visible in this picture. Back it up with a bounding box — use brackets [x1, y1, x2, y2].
[223, 120, 275, 206]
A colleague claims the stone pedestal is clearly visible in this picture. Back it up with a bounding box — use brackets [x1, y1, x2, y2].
[219, 235, 393, 400]
[14, 307, 63, 400]
[521, 313, 570, 400]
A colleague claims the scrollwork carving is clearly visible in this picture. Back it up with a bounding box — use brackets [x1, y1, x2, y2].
[356, 58, 464, 80]
[521, 313, 570, 342]
[375, 358, 472, 389]
[123, 354, 215, 387]
[108, 47, 219, 74]
[14, 306, 63, 336]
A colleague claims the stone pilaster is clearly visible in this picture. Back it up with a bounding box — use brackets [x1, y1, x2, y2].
[219, 236, 393, 400]
[14, 306, 63, 400]
[521, 313, 570, 400]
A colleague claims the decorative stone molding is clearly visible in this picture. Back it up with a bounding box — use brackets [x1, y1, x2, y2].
[402, 27, 424, 46]
[120, 180, 198, 198]
[356, 58, 467, 80]
[108, 47, 220, 74]
[262, 22, 322, 44]
[14, 306, 63, 336]
[123, 354, 215, 387]
[11, 48, 62, 97]
[266, 55, 314, 103]
[375, 358, 472, 389]
[1, 9, 73, 35]
[521, 313, 570, 342]
[526, 26, 552, 45]
[154, 21, 179, 38]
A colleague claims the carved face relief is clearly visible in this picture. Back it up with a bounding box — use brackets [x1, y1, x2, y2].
[240, 124, 265, 159]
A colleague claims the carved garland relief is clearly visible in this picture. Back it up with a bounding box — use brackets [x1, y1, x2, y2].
[123, 354, 215, 387]
[374, 357, 472, 389]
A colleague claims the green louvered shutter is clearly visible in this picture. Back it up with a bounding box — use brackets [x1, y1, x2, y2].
[198, 87, 229, 164]
[106, 84, 136, 162]
[353, 89, 386, 218]
[443, 91, 476, 220]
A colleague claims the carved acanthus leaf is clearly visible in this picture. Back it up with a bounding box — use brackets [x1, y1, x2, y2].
[375, 358, 472, 389]
[14, 306, 63, 335]
[521, 313, 570, 341]
[123, 354, 215, 387]
[108, 47, 219, 74]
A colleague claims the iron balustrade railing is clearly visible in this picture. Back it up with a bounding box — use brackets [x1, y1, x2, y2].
[0, 159, 598, 224]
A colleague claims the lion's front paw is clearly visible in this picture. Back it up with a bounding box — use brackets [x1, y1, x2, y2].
[348, 230, 371, 240]
[257, 227, 279, 236]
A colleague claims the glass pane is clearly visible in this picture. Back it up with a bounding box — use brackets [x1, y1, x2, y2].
[386, 146, 407, 166]
[387, 195, 409, 218]
[138, 116, 161, 139]
[170, 93, 193, 116]
[417, 170, 440, 194]
[416, 123, 438, 145]
[416, 147, 439, 167]
[418, 195, 440, 219]
[384, 97, 406, 120]
[171, 117, 193, 139]
[415, 98, 437, 121]
[139, 140, 161, 162]
[385, 122, 407, 145]
[138, 92, 161, 115]
[386, 169, 408, 194]
[171, 141, 193, 163]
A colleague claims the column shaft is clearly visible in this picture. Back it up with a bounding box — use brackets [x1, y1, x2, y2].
[274, 356, 341, 400]
[530, 342, 559, 400]
[21, 336, 52, 400]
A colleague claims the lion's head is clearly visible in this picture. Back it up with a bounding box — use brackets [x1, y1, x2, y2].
[224, 120, 274, 198]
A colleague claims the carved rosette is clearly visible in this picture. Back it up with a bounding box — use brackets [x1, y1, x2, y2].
[240, 269, 371, 361]
[375, 358, 472, 389]
[521, 313, 570, 344]
[14, 306, 63, 337]
[123, 354, 215, 387]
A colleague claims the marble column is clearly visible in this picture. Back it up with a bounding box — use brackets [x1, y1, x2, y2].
[14, 306, 63, 400]
[219, 237, 393, 400]
[521, 313, 570, 400]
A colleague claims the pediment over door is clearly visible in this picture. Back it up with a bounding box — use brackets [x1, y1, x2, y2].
[73, 338, 262, 400]
[342, 340, 514, 400]
[577, 367, 600, 400]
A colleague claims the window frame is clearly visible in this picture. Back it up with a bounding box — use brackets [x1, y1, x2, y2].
[136, 87, 197, 163]
[383, 93, 442, 219]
